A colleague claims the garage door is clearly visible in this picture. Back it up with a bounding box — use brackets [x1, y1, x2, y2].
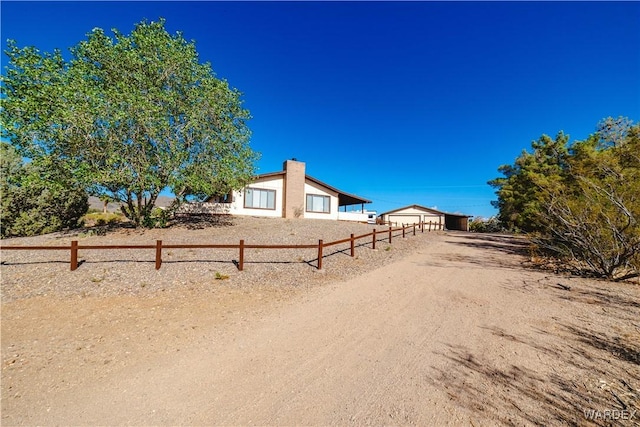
[388, 215, 421, 226]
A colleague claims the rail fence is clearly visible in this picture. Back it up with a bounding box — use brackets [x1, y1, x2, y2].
[0, 221, 443, 272]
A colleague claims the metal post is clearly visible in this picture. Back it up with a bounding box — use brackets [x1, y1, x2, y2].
[239, 239, 245, 271]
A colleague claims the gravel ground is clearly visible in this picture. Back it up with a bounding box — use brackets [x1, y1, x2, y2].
[3, 224, 638, 426]
[1, 216, 440, 302]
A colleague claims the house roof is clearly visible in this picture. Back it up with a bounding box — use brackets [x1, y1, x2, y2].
[444, 212, 473, 219]
[306, 175, 371, 206]
[252, 171, 372, 207]
[253, 171, 285, 180]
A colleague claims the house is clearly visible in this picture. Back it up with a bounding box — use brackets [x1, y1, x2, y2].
[182, 159, 373, 222]
[378, 204, 472, 231]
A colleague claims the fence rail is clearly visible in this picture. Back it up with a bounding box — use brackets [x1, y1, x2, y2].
[1, 221, 443, 272]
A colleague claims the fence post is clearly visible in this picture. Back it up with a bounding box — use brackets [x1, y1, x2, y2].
[70, 240, 78, 271]
[372, 229, 376, 250]
[421, 221, 424, 233]
[317, 240, 323, 270]
[350, 233, 355, 257]
[155, 240, 162, 270]
[239, 239, 245, 271]
[413, 223, 416, 236]
[402, 225, 406, 239]
[388, 226, 392, 243]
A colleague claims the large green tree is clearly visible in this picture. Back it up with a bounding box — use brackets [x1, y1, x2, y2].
[1, 19, 258, 227]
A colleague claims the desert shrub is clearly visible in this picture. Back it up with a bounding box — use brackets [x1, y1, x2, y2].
[142, 207, 170, 229]
[490, 118, 639, 280]
[469, 217, 503, 233]
[1, 142, 88, 237]
[534, 125, 639, 281]
[2, 181, 88, 237]
[83, 212, 125, 227]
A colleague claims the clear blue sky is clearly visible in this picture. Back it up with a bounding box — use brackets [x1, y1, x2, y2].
[2, 1, 639, 218]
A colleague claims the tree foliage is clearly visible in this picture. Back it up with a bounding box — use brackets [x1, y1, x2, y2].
[488, 132, 569, 233]
[1, 143, 88, 238]
[490, 117, 639, 280]
[1, 19, 258, 227]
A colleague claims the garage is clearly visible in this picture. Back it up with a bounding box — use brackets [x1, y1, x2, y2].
[379, 204, 472, 231]
[387, 215, 421, 225]
[378, 205, 445, 229]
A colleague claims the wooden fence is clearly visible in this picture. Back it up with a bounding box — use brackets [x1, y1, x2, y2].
[0, 221, 442, 272]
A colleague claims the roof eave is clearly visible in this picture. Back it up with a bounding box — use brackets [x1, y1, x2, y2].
[306, 175, 371, 206]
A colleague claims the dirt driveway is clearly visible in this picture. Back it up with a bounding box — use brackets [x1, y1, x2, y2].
[2, 232, 639, 426]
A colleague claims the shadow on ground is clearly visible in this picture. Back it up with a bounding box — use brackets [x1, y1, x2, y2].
[417, 233, 532, 270]
[447, 233, 532, 258]
[435, 275, 640, 426]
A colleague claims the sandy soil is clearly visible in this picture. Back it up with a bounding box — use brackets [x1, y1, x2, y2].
[2, 231, 639, 426]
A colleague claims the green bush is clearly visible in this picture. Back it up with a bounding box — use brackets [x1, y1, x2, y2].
[141, 207, 170, 229]
[490, 118, 639, 280]
[469, 217, 503, 233]
[83, 212, 124, 227]
[1, 143, 88, 237]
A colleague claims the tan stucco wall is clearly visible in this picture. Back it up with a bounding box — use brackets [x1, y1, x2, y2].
[231, 176, 284, 218]
[303, 181, 339, 220]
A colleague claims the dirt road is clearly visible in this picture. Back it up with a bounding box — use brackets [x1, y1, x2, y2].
[2, 233, 639, 425]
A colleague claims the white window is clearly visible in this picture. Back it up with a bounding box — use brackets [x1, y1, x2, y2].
[244, 188, 275, 210]
[306, 194, 330, 213]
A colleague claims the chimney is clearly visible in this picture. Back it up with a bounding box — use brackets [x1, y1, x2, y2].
[283, 159, 305, 218]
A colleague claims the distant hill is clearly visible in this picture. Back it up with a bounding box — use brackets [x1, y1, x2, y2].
[88, 196, 176, 213]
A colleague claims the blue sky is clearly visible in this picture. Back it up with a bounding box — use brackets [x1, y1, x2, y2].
[2, 1, 639, 218]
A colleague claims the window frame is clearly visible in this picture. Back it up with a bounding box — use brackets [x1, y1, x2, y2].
[244, 187, 276, 210]
[306, 193, 331, 214]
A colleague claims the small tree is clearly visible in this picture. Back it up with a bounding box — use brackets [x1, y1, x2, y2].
[489, 132, 569, 232]
[490, 119, 639, 280]
[1, 19, 259, 227]
[536, 125, 639, 280]
[1, 143, 88, 237]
